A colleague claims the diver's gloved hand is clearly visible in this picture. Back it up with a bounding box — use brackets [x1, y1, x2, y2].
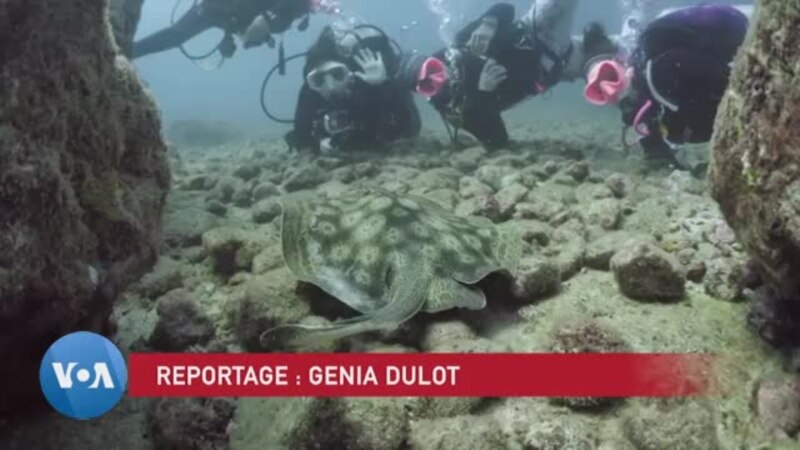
[353, 49, 388, 86]
[219, 33, 237, 58]
[320, 138, 338, 154]
[478, 58, 507, 92]
[243, 15, 272, 48]
[467, 16, 498, 56]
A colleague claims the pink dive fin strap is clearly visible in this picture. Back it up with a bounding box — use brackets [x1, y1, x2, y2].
[633, 99, 653, 137]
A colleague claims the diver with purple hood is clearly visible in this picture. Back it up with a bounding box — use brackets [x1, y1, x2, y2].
[583, 3, 751, 172]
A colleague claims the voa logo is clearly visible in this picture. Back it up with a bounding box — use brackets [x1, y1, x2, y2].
[39, 331, 127, 420]
[52, 362, 116, 389]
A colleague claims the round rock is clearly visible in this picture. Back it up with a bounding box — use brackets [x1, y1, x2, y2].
[610, 242, 686, 302]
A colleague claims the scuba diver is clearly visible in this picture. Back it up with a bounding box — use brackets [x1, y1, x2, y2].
[582, 3, 750, 170]
[132, 0, 319, 60]
[285, 24, 421, 154]
[402, 0, 617, 150]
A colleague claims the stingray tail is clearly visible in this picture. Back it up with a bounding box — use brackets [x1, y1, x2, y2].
[259, 317, 388, 351]
[262, 270, 431, 351]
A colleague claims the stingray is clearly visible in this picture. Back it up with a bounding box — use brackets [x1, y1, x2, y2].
[260, 185, 522, 349]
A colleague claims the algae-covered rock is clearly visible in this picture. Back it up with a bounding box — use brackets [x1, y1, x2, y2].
[710, 0, 800, 303]
[206, 176, 244, 204]
[149, 289, 215, 351]
[605, 173, 633, 198]
[585, 232, 653, 271]
[622, 400, 720, 450]
[251, 245, 284, 275]
[454, 195, 502, 221]
[205, 198, 228, 217]
[547, 316, 631, 411]
[414, 322, 489, 419]
[132, 256, 184, 300]
[0, 0, 169, 410]
[423, 188, 459, 211]
[251, 198, 282, 224]
[549, 228, 586, 281]
[409, 415, 508, 450]
[610, 241, 686, 302]
[233, 164, 261, 182]
[202, 227, 271, 276]
[282, 164, 331, 192]
[224, 267, 310, 351]
[421, 321, 476, 351]
[523, 416, 597, 450]
[754, 373, 800, 438]
[459, 176, 495, 199]
[746, 285, 800, 350]
[233, 396, 412, 450]
[252, 181, 282, 201]
[150, 398, 236, 450]
[512, 256, 562, 303]
[231, 186, 254, 208]
[162, 207, 220, 248]
[704, 256, 747, 302]
[413, 167, 463, 191]
[495, 183, 529, 220]
[108, 0, 144, 57]
[565, 161, 590, 183]
[502, 219, 552, 248]
[475, 165, 508, 190]
[451, 146, 488, 172]
[580, 198, 621, 231]
[513, 198, 565, 222]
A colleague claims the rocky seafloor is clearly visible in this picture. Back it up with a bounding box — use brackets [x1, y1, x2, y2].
[3, 120, 800, 450]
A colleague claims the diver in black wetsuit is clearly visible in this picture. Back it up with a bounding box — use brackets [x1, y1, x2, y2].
[401, 1, 616, 150]
[132, 0, 313, 60]
[286, 24, 421, 154]
[583, 4, 750, 169]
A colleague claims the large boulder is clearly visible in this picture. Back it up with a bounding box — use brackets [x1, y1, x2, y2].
[710, 0, 800, 302]
[0, 0, 170, 412]
[108, 0, 144, 57]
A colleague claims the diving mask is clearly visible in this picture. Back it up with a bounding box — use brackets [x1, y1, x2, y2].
[306, 61, 352, 95]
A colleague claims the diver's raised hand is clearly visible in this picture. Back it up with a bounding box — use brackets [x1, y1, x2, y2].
[243, 15, 271, 48]
[467, 17, 498, 56]
[353, 49, 388, 85]
[479, 58, 507, 92]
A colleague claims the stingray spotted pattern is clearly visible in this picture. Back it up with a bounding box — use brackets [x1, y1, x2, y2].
[261, 185, 522, 349]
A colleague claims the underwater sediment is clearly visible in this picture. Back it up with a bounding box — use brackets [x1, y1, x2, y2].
[0, 0, 169, 413]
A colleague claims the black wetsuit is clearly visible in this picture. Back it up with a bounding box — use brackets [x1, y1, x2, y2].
[132, 0, 310, 59]
[413, 3, 569, 150]
[619, 4, 749, 161]
[287, 27, 422, 153]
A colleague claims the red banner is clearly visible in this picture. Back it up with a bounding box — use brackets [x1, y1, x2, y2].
[128, 353, 718, 398]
